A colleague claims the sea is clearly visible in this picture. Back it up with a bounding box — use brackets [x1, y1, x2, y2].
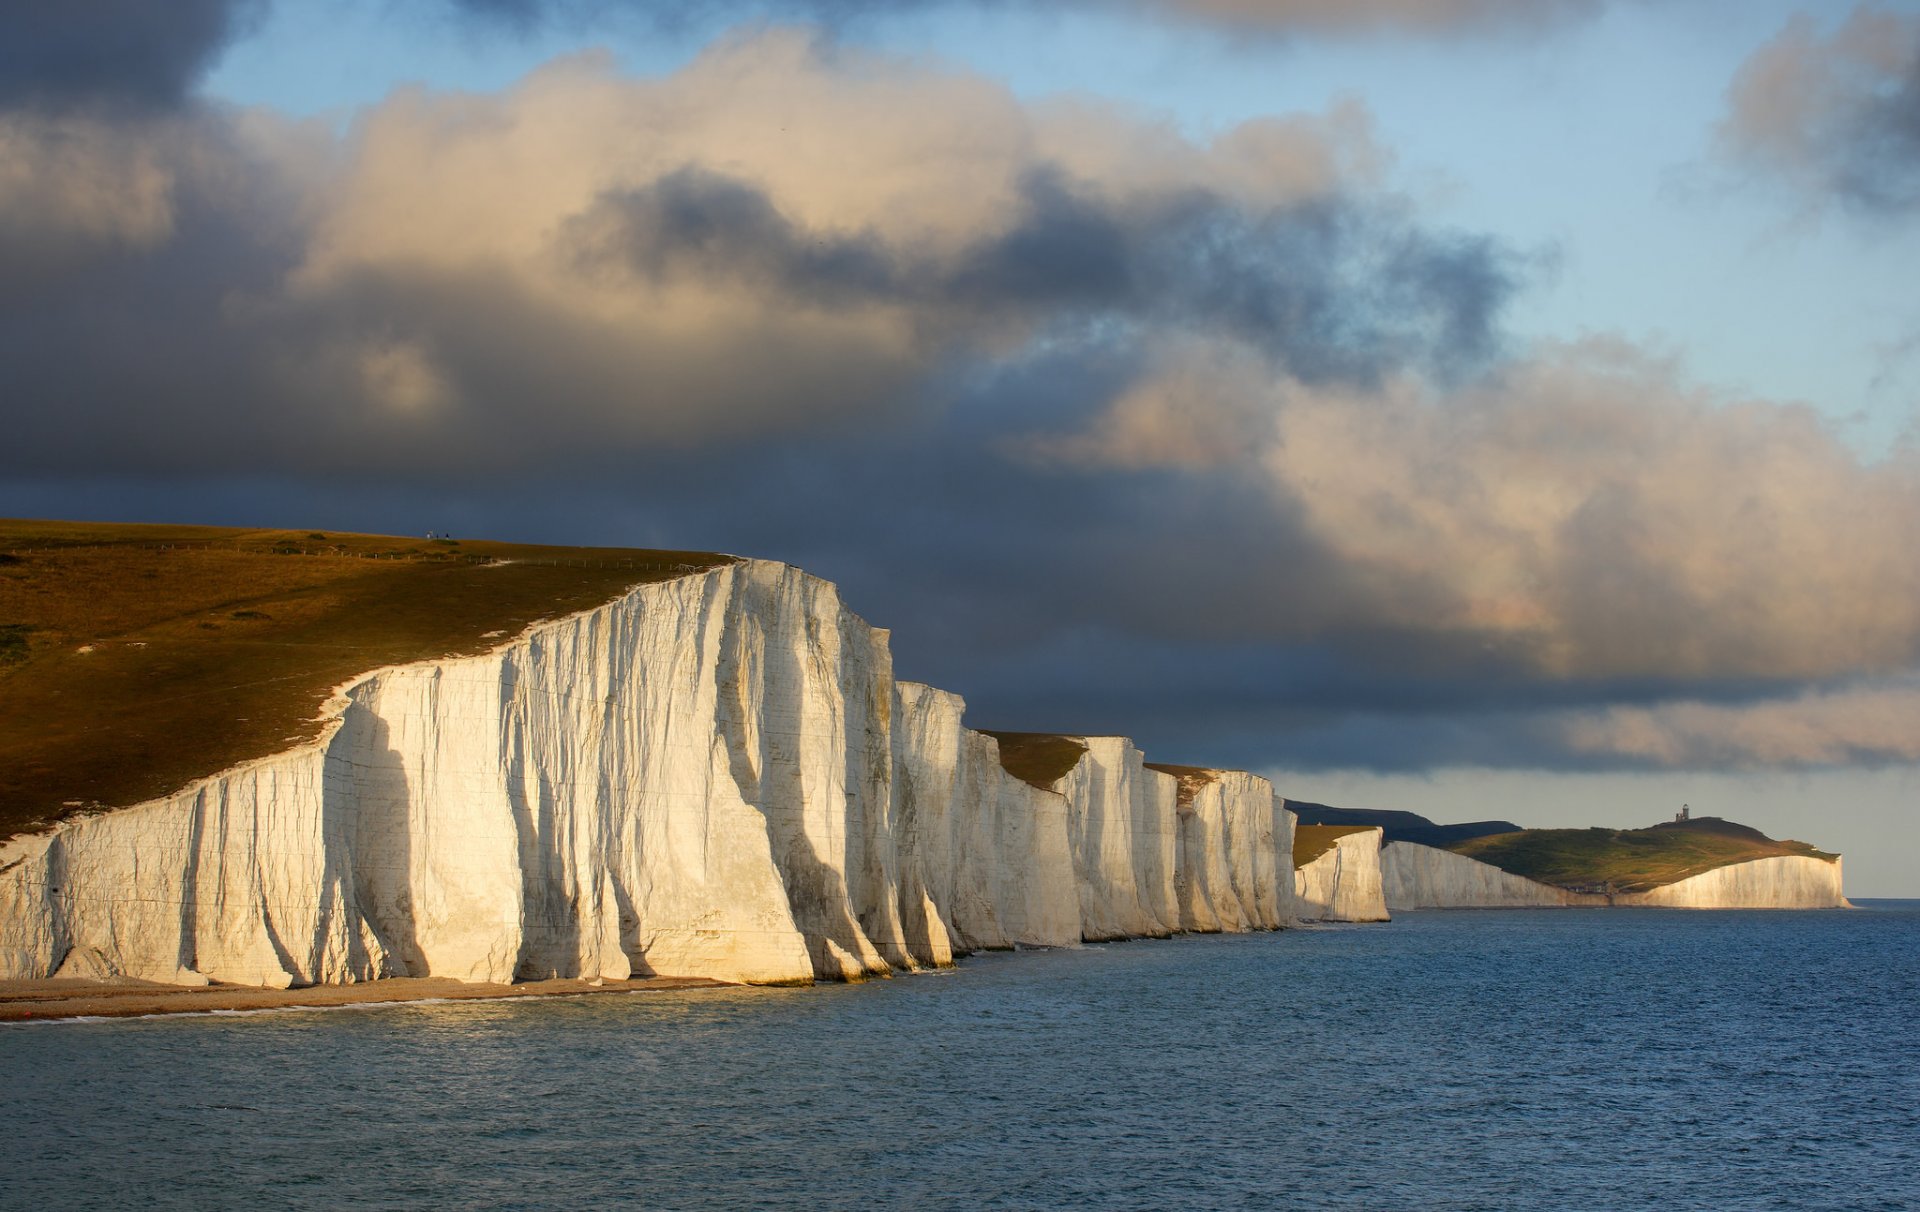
[3, 903, 1916, 1211]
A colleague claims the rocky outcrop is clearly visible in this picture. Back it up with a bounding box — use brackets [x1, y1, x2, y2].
[1293, 827, 1389, 922]
[1383, 842, 1607, 909]
[1, 559, 1304, 989]
[1615, 856, 1851, 909]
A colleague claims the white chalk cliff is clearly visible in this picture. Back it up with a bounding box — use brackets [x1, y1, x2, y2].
[1383, 841, 1849, 910]
[1292, 828, 1390, 923]
[1164, 769, 1293, 933]
[1614, 856, 1850, 909]
[887, 683, 1081, 958]
[1383, 842, 1607, 909]
[0, 559, 1304, 989]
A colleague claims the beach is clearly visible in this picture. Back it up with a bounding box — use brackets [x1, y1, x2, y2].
[0, 975, 728, 1023]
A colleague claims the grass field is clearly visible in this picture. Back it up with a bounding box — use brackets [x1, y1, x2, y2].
[1292, 824, 1374, 868]
[979, 731, 1089, 791]
[0, 519, 729, 840]
[1449, 817, 1837, 893]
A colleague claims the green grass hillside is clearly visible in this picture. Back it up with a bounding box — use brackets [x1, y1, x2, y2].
[1449, 817, 1837, 893]
[0, 519, 729, 840]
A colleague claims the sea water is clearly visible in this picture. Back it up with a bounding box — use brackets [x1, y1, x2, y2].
[3, 904, 1916, 1211]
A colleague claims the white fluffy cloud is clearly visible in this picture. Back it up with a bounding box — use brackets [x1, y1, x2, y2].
[15, 31, 1492, 473]
[1035, 336, 1920, 682]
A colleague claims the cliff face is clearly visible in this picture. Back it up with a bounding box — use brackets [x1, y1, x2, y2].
[1170, 771, 1292, 933]
[0, 560, 1303, 988]
[1615, 856, 1850, 909]
[1382, 842, 1850, 910]
[1382, 842, 1606, 909]
[1056, 738, 1179, 941]
[0, 563, 871, 987]
[1293, 828, 1389, 922]
[888, 683, 1080, 957]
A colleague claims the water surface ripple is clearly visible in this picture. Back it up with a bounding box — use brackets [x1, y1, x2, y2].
[4, 904, 1916, 1210]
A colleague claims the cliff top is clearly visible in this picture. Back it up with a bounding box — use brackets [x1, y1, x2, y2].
[0, 519, 730, 839]
[1448, 817, 1838, 893]
[978, 731, 1089, 791]
[1288, 801, 1520, 849]
[1294, 824, 1376, 868]
[1143, 762, 1220, 809]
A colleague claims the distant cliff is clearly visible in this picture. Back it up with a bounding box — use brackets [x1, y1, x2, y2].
[1293, 826, 1389, 922]
[1383, 842, 1607, 910]
[1384, 839, 1849, 911]
[1447, 817, 1845, 903]
[1, 560, 1312, 988]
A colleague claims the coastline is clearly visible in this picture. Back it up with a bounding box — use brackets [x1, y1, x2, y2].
[0, 975, 731, 1024]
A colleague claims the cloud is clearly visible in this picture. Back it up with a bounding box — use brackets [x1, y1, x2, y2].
[1562, 678, 1920, 767]
[1149, 0, 1600, 36]
[4, 33, 1504, 477]
[1719, 5, 1920, 215]
[1031, 335, 1920, 682]
[6, 23, 1920, 782]
[445, 0, 1597, 37]
[0, 111, 180, 282]
[0, 0, 262, 110]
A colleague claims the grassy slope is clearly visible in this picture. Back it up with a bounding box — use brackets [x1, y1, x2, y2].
[979, 731, 1089, 791]
[0, 519, 729, 840]
[1292, 824, 1374, 869]
[1449, 817, 1837, 893]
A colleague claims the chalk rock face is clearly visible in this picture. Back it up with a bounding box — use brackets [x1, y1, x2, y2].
[1293, 828, 1390, 923]
[0, 559, 1314, 989]
[888, 683, 1079, 957]
[1, 562, 921, 987]
[1054, 739, 1179, 941]
[1165, 768, 1293, 932]
[1383, 842, 1607, 909]
[1173, 776, 1231, 934]
[1615, 856, 1851, 909]
[1220, 771, 1289, 930]
[1275, 802, 1298, 925]
[0, 750, 355, 989]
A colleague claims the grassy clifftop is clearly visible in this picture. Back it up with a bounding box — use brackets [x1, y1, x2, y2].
[1449, 817, 1837, 893]
[979, 732, 1089, 791]
[0, 519, 729, 840]
[1143, 762, 1219, 809]
[1293, 824, 1375, 869]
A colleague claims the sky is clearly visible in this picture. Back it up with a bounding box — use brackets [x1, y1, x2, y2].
[3, 1, 1917, 893]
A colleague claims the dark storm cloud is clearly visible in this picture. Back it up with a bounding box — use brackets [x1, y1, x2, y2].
[0, 0, 262, 109]
[568, 167, 1513, 389]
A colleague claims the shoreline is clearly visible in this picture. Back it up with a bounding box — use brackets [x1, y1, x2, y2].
[0, 975, 732, 1024]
